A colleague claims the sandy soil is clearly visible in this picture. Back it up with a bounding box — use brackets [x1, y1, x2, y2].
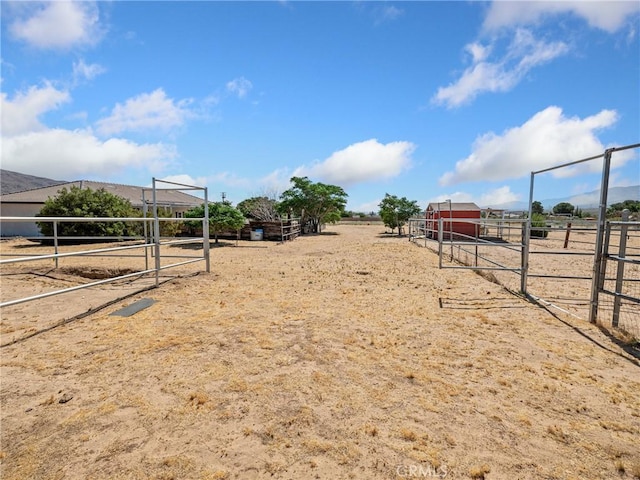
[1, 224, 639, 480]
[418, 224, 640, 339]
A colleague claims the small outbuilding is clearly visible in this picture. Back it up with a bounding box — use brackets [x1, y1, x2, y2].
[425, 202, 481, 240]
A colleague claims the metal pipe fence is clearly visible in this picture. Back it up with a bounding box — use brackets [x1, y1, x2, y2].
[594, 213, 640, 337]
[0, 216, 208, 308]
[409, 144, 639, 338]
[0, 178, 210, 309]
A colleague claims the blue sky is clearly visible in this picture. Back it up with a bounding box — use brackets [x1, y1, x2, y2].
[1, 1, 639, 212]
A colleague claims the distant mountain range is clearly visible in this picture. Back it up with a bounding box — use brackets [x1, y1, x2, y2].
[1, 169, 65, 195]
[485, 185, 640, 211]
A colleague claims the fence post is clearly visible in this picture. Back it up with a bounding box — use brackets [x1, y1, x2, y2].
[438, 217, 443, 269]
[612, 210, 630, 327]
[203, 187, 210, 273]
[589, 148, 613, 323]
[521, 172, 534, 294]
[152, 178, 161, 287]
[142, 190, 149, 271]
[563, 222, 572, 249]
[53, 220, 59, 269]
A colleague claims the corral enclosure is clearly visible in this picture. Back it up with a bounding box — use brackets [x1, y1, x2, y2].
[1, 224, 639, 480]
[412, 218, 640, 339]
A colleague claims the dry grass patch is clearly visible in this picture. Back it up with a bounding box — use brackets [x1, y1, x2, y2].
[399, 428, 418, 442]
[469, 463, 491, 479]
[2, 225, 640, 480]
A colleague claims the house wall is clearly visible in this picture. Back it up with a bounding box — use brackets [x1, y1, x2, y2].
[0, 203, 42, 237]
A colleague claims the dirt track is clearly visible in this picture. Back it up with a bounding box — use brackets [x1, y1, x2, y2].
[1, 224, 639, 479]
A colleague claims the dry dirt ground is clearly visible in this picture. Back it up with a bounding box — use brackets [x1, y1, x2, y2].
[1, 224, 639, 480]
[425, 225, 640, 340]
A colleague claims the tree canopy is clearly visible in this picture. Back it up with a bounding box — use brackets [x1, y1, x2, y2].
[36, 186, 136, 238]
[278, 176, 348, 233]
[531, 201, 544, 215]
[552, 202, 575, 215]
[236, 196, 279, 221]
[185, 202, 245, 243]
[378, 193, 422, 236]
[608, 200, 640, 215]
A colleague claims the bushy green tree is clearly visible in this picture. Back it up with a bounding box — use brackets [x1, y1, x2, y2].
[608, 200, 640, 215]
[552, 202, 574, 215]
[378, 193, 422, 236]
[36, 186, 136, 238]
[184, 202, 245, 244]
[531, 201, 544, 215]
[278, 176, 348, 233]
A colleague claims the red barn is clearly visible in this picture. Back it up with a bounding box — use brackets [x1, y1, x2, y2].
[425, 202, 481, 240]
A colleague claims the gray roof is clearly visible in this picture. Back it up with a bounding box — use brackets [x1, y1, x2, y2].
[0, 180, 203, 208]
[426, 202, 480, 212]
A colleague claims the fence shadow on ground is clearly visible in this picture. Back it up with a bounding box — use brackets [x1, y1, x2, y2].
[527, 296, 640, 366]
[438, 296, 529, 310]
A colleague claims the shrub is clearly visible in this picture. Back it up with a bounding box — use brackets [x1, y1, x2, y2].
[37, 186, 137, 239]
[530, 213, 549, 238]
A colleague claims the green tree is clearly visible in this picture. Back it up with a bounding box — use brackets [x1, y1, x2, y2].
[530, 213, 549, 238]
[236, 196, 279, 221]
[185, 202, 246, 244]
[552, 202, 575, 215]
[531, 201, 544, 215]
[36, 186, 136, 239]
[608, 200, 640, 215]
[278, 176, 348, 233]
[138, 207, 182, 237]
[378, 193, 422, 236]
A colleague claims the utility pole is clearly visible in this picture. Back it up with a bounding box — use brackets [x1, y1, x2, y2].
[221, 192, 226, 203]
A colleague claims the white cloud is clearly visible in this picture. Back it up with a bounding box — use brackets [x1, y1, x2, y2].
[1, 83, 70, 137]
[258, 168, 294, 194]
[427, 186, 521, 208]
[610, 172, 640, 189]
[466, 42, 491, 63]
[293, 139, 416, 186]
[483, 1, 640, 34]
[429, 192, 474, 205]
[439, 106, 621, 186]
[155, 174, 209, 190]
[9, 1, 103, 50]
[478, 186, 521, 207]
[432, 29, 568, 108]
[1, 128, 176, 180]
[226, 77, 253, 99]
[373, 5, 404, 25]
[72, 59, 106, 83]
[96, 89, 194, 136]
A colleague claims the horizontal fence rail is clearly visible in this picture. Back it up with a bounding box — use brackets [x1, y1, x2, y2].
[0, 178, 210, 310]
[0, 216, 208, 308]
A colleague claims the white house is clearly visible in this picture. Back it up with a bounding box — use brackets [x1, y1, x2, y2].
[0, 180, 204, 237]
